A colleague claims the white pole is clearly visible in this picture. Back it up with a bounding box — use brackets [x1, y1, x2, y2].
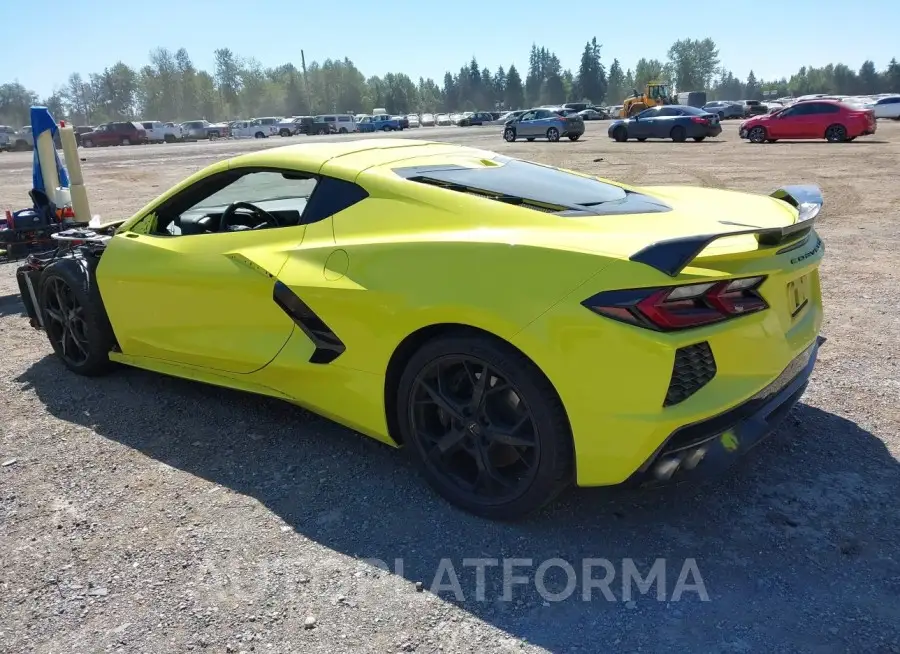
[59, 122, 92, 223]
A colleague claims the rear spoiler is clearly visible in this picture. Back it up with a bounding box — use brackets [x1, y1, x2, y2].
[629, 185, 823, 277]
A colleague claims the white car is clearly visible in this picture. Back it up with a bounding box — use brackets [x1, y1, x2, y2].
[435, 113, 452, 126]
[872, 96, 900, 119]
[420, 113, 435, 127]
[407, 114, 420, 128]
[230, 119, 276, 139]
[140, 121, 169, 144]
[163, 122, 183, 141]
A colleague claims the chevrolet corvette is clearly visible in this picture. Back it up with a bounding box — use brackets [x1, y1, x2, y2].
[16, 139, 825, 519]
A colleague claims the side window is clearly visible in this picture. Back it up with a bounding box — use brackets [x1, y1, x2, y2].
[519, 111, 536, 121]
[657, 107, 681, 117]
[636, 108, 659, 119]
[138, 170, 369, 237]
[820, 103, 840, 114]
[325, 116, 336, 123]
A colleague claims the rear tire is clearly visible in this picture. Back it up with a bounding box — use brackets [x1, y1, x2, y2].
[825, 124, 847, 142]
[567, 134, 580, 141]
[637, 137, 647, 142]
[120, 137, 131, 146]
[670, 126, 686, 142]
[613, 126, 628, 142]
[693, 136, 706, 142]
[164, 134, 176, 143]
[397, 333, 573, 520]
[38, 258, 117, 377]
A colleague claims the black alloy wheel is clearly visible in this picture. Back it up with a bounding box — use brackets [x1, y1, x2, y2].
[399, 333, 573, 519]
[42, 276, 91, 368]
[410, 356, 539, 502]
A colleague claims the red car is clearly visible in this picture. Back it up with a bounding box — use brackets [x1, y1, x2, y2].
[80, 121, 149, 148]
[739, 100, 876, 143]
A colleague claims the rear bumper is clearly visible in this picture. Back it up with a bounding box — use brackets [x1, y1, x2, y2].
[626, 336, 822, 487]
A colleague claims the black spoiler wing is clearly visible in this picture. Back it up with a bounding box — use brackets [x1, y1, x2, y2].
[629, 185, 824, 277]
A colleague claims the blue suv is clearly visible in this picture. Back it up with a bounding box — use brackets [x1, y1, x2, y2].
[502, 109, 585, 142]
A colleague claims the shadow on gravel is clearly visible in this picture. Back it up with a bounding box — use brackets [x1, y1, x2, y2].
[0, 292, 26, 318]
[18, 356, 900, 652]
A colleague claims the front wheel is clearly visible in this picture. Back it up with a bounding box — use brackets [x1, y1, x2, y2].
[748, 126, 767, 143]
[503, 128, 516, 142]
[546, 127, 560, 142]
[397, 333, 574, 520]
[825, 124, 847, 142]
[254, 131, 266, 139]
[612, 126, 627, 142]
[38, 259, 117, 376]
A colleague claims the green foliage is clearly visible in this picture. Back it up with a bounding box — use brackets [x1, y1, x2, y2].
[2, 40, 899, 126]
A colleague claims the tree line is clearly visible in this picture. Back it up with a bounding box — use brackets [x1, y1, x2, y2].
[1, 38, 899, 127]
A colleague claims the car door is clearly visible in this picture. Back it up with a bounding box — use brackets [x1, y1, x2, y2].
[98, 166, 324, 374]
[770, 103, 810, 138]
[91, 124, 110, 146]
[651, 106, 682, 138]
[515, 110, 538, 136]
[630, 108, 659, 139]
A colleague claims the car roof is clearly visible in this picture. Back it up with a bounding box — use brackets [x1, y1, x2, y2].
[227, 139, 477, 178]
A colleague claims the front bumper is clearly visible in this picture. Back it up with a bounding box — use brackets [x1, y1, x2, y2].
[626, 336, 823, 487]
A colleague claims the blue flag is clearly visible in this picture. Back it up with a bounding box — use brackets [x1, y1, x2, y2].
[30, 106, 70, 195]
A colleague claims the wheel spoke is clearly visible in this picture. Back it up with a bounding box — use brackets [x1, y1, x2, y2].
[486, 417, 534, 448]
[468, 363, 488, 411]
[433, 428, 467, 456]
[43, 306, 64, 323]
[419, 381, 464, 421]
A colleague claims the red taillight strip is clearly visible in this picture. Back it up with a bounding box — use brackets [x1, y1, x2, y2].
[582, 276, 768, 332]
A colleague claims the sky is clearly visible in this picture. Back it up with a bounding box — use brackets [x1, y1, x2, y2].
[2, 0, 897, 98]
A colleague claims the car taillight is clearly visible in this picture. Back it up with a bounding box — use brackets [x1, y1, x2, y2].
[582, 277, 768, 331]
[691, 117, 709, 124]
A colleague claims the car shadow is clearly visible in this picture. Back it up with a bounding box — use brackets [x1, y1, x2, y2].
[16, 356, 900, 651]
[0, 292, 26, 318]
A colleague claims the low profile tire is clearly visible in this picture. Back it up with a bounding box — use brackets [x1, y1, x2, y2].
[503, 128, 516, 142]
[38, 259, 116, 377]
[613, 126, 627, 142]
[748, 126, 767, 143]
[567, 134, 580, 141]
[670, 126, 687, 142]
[637, 137, 647, 142]
[693, 136, 706, 142]
[825, 124, 847, 142]
[546, 127, 560, 142]
[397, 333, 573, 520]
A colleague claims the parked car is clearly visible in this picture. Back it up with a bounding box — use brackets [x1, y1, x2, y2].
[577, 109, 608, 121]
[181, 120, 227, 140]
[0, 126, 11, 151]
[162, 122, 184, 142]
[277, 117, 302, 136]
[229, 120, 273, 139]
[391, 115, 409, 129]
[357, 114, 403, 132]
[140, 121, 170, 144]
[502, 108, 585, 142]
[81, 122, 149, 147]
[741, 100, 768, 117]
[407, 114, 420, 128]
[608, 105, 722, 142]
[435, 113, 452, 126]
[315, 114, 358, 133]
[495, 110, 526, 124]
[739, 100, 877, 143]
[420, 113, 435, 127]
[702, 101, 744, 120]
[457, 111, 494, 126]
[872, 95, 900, 120]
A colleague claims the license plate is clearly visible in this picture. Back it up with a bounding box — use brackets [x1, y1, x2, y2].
[787, 273, 810, 318]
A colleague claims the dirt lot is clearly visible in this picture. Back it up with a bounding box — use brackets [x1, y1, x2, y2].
[1, 122, 899, 654]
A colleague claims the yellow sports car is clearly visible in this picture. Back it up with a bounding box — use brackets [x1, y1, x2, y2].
[16, 139, 825, 519]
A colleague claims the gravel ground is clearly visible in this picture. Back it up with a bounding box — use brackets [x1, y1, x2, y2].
[1, 122, 899, 654]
